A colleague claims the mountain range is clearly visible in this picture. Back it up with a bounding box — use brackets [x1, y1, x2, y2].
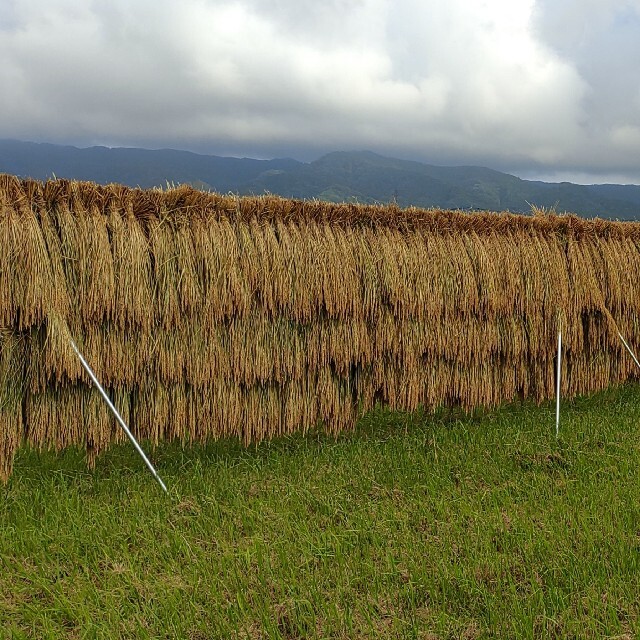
[2, 139, 640, 220]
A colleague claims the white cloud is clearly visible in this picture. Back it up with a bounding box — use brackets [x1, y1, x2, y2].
[0, 0, 638, 181]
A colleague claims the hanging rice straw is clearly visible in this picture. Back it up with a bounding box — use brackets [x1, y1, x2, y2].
[6, 176, 640, 481]
[69, 338, 168, 493]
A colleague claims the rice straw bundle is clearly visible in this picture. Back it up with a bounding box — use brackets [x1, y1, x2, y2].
[1, 174, 640, 480]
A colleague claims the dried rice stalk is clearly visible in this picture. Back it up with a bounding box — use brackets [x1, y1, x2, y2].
[2, 174, 640, 480]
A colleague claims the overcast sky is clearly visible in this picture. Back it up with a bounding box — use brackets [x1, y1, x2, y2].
[1, 0, 639, 183]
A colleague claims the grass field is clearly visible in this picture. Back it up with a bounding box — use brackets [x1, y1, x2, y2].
[1, 385, 640, 639]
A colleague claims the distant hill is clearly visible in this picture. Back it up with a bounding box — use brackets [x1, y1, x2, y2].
[0, 139, 301, 191]
[2, 140, 639, 219]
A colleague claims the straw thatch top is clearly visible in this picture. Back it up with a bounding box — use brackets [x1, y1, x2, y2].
[1, 173, 638, 237]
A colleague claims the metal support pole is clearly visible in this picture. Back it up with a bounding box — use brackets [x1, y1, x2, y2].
[555, 329, 562, 438]
[70, 339, 168, 493]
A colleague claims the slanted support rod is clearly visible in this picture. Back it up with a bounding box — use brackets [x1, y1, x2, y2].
[619, 332, 640, 371]
[70, 339, 168, 494]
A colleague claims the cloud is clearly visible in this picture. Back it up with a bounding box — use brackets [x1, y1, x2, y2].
[531, 0, 640, 174]
[0, 0, 638, 182]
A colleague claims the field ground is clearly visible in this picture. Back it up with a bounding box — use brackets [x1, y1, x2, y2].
[1, 386, 640, 639]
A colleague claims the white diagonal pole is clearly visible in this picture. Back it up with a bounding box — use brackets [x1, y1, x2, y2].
[70, 339, 168, 493]
[618, 332, 640, 370]
[555, 328, 562, 438]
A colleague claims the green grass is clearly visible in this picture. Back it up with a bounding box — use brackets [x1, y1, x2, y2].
[2, 386, 640, 639]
